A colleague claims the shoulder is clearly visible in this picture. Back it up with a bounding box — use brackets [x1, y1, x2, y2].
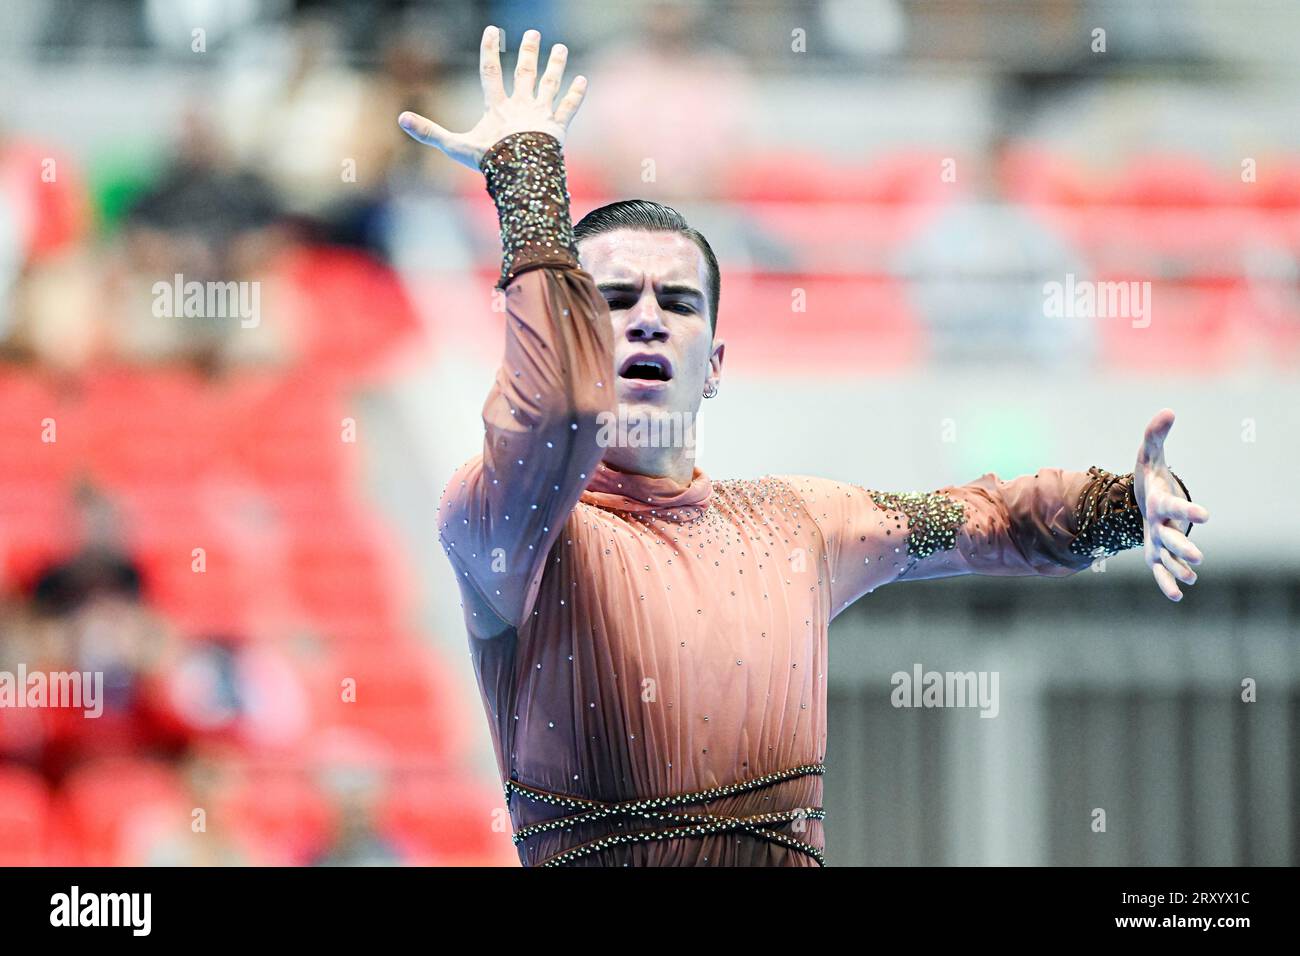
[710, 475, 861, 524]
[764, 474, 875, 515]
[711, 475, 809, 507]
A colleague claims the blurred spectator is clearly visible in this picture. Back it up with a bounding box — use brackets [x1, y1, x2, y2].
[312, 760, 403, 866]
[577, 0, 756, 201]
[895, 135, 1095, 367]
[1, 546, 192, 783]
[163, 633, 312, 751]
[0, 131, 91, 342]
[115, 105, 287, 368]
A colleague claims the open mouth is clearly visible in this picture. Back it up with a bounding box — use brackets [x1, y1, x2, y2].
[618, 354, 673, 383]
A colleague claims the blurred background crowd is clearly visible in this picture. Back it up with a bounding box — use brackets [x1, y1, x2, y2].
[0, 0, 1297, 866]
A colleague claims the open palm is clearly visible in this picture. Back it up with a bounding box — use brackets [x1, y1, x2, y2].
[398, 26, 588, 170]
[1134, 409, 1210, 601]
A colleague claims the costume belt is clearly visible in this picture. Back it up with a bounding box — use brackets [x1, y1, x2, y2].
[505, 762, 828, 867]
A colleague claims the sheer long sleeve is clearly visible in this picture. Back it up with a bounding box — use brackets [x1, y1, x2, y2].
[786, 467, 1160, 618]
[438, 132, 614, 638]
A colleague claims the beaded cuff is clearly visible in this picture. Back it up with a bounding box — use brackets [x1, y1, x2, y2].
[1068, 466, 1145, 559]
[480, 130, 580, 290]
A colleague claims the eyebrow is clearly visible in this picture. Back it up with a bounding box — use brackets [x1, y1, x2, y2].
[597, 280, 705, 302]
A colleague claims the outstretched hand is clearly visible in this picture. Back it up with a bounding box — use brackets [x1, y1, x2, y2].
[397, 26, 588, 170]
[1134, 409, 1210, 601]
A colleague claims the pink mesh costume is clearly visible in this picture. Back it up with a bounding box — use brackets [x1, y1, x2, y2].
[439, 132, 1177, 866]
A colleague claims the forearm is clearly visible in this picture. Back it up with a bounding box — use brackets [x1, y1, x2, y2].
[439, 131, 613, 629]
[481, 130, 583, 288]
[897, 464, 1193, 580]
[480, 131, 613, 479]
[957, 467, 1138, 575]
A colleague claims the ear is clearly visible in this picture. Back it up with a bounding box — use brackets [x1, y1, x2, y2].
[707, 339, 725, 387]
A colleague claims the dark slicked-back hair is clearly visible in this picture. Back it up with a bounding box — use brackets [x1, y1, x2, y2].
[573, 200, 720, 332]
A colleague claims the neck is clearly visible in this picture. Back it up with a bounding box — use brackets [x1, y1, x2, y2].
[600, 446, 696, 485]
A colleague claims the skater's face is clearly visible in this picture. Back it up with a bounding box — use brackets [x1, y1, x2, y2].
[579, 228, 724, 425]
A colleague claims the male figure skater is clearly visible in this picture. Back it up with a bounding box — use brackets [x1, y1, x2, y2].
[398, 26, 1209, 866]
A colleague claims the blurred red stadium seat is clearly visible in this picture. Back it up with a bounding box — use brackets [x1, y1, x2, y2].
[727, 150, 955, 205]
[0, 369, 73, 488]
[281, 507, 410, 642]
[378, 771, 518, 865]
[1108, 153, 1236, 209]
[0, 765, 52, 865]
[308, 641, 471, 764]
[55, 758, 190, 865]
[273, 246, 424, 381]
[999, 145, 1101, 208]
[215, 769, 338, 866]
[1098, 277, 1249, 371]
[0, 368, 80, 586]
[732, 151, 958, 271]
[130, 507, 259, 638]
[76, 367, 216, 492]
[723, 272, 921, 373]
[0, 140, 91, 261]
[219, 370, 356, 495]
[1002, 147, 1300, 262]
[0, 483, 78, 590]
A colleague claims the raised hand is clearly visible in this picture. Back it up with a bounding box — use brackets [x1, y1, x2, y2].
[1133, 409, 1210, 601]
[397, 26, 588, 170]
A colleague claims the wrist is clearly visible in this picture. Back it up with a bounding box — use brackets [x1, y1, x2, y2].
[1069, 466, 1145, 560]
[480, 131, 579, 289]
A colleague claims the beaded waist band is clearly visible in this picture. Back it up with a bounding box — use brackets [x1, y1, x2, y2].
[504, 762, 828, 867]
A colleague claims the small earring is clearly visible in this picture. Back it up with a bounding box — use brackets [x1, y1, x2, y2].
[703, 382, 718, 399]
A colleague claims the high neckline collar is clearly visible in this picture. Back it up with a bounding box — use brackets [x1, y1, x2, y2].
[580, 460, 713, 517]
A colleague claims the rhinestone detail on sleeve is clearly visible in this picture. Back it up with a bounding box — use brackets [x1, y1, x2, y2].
[480, 130, 580, 290]
[867, 489, 967, 560]
[1069, 466, 1145, 558]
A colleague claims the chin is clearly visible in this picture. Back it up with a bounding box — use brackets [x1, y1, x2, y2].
[614, 389, 674, 412]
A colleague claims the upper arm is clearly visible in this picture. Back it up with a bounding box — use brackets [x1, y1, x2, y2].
[779, 475, 914, 616]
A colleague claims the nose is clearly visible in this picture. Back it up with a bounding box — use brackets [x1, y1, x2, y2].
[624, 293, 670, 343]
